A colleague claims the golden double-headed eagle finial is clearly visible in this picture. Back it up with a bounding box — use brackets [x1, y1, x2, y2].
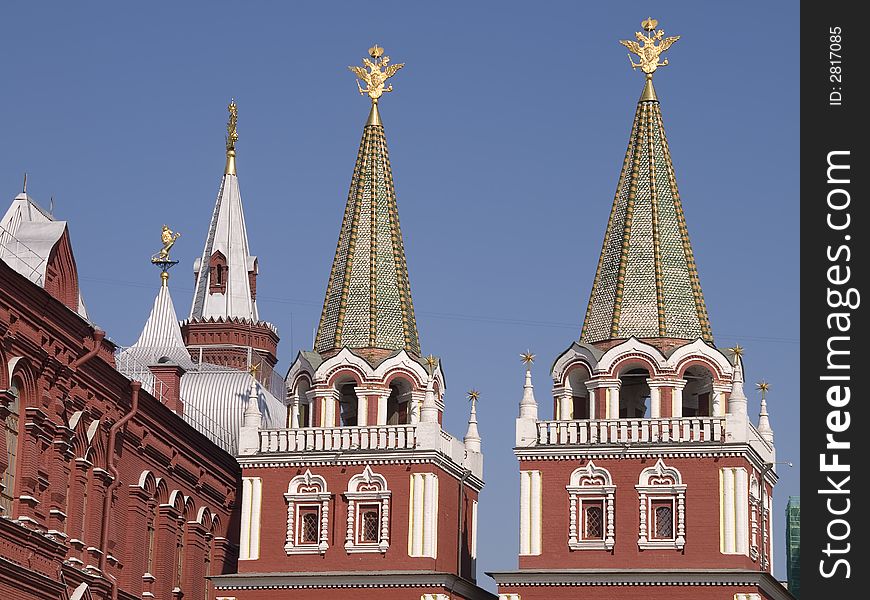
[226, 99, 239, 152]
[620, 17, 680, 76]
[349, 44, 405, 102]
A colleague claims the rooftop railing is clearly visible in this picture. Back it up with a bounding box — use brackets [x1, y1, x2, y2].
[259, 424, 418, 453]
[536, 417, 724, 446]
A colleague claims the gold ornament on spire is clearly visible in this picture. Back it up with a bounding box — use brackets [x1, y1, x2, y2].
[520, 351, 536, 366]
[467, 389, 480, 402]
[756, 380, 770, 400]
[620, 18, 680, 76]
[425, 354, 438, 369]
[249, 361, 261, 378]
[727, 343, 744, 359]
[349, 45, 404, 102]
[225, 100, 239, 175]
[155, 225, 180, 261]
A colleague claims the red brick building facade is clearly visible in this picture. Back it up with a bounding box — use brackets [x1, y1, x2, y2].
[1, 193, 241, 598]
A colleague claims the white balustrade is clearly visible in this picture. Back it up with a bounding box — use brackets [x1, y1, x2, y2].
[259, 424, 418, 453]
[536, 417, 724, 445]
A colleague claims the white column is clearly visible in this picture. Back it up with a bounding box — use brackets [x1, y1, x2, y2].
[239, 477, 262, 560]
[558, 391, 572, 421]
[735, 467, 749, 555]
[647, 379, 661, 418]
[377, 393, 389, 425]
[410, 473, 425, 556]
[672, 381, 686, 418]
[423, 473, 438, 557]
[721, 467, 736, 554]
[357, 394, 368, 426]
[520, 470, 542, 556]
[712, 384, 728, 417]
[608, 384, 620, 420]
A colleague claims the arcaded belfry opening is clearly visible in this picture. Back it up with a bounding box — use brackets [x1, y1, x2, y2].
[386, 377, 413, 425]
[681, 365, 714, 417]
[292, 378, 312, 428]
[619, 367, 651, 418]
[336, 377, 359, 426]
[567, 367, 591, 420]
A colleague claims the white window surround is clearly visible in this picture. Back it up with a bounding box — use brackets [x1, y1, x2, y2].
[636, 458, 686, 550]
[567, 461, 615, 550]
[344, 465, 391, 553]
[284, 470, 331, 555]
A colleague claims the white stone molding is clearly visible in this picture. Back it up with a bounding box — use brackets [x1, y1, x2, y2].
[636, 459, 687, 550]
[551, 343, 597, 386]
[669, 339, 733, 381]
[344, 466, 391, 554]
[519, 470, 542, 556]
[407, 472, 439, 558]
[566, 461, 615, 550]
[596, 338, 666, 377]
[239, 477, 262, 560]
[719, 467, 749, 556]
[734, 595, 762, 600]
[498, 595, 521, 600]
[748, 474, 760, 561]
[284, 470, 331, 555]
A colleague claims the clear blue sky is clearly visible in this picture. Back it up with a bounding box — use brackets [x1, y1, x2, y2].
[3, 0, 799, 588]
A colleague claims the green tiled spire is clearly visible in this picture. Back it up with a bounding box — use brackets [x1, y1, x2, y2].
[581, 78, 713, 345]
[315, 101, 420, 356]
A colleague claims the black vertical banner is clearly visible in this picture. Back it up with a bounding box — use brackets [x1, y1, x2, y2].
[802, 2, 867, 598]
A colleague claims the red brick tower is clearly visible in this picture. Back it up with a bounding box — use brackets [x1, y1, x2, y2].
[211, 46, 495, 600]
[490, 18, 788, 600]
[181, 101, 280, 375]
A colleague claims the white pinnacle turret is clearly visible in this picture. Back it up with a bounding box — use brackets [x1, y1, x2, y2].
[519, 366, 538, 419]
[464, 390, 482, 453]
[728, 354, 748, 417]
[244, 377, 262, 428]
[757, 381, 774, 444]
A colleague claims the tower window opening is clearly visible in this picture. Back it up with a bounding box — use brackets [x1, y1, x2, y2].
[682, 365, 714, 417]
[386, 379, 413, 425]
[1, 377, 22, 514]
[566, 367, 591, 420]
[338, 383, 358, 427]
[619, 367, 651, 418]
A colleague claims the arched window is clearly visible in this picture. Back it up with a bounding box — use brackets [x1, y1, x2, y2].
[291, 378, 312, 428]
[284, 470, 331, 555]
[338, 382, 358, 426]
[567, 461, 615, 550]
[386, 378, 413, 425]
[1, 377, 22, 514]
[344, 465, 391, 553]
[567, 367, 591, 420]
[682, 365, 715, 417]
[636, 459, 687, 550]
[619, 367, 651, 418]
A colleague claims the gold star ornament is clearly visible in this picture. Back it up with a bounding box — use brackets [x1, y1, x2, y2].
[467, 389, 480, 402]
[520, 351, 536, 365]
[756, 381, 770, 399]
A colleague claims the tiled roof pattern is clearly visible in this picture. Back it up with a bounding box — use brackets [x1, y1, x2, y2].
[581, 98, 713, 344]
[315, 116, 420, 355]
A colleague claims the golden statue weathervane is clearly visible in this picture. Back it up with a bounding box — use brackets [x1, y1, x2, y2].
[225, 100, 239, 175]
[349, 45, 404, 103]
[152, 224, 181, 282]
[620, 18, 680, 76]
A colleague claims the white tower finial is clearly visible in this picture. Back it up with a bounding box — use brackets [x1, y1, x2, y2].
[728, 350, 748, 417]
[756, 381, 774, 444]
[244, 376, 262, 428]
[421, 355, 440, 423]
[519, 351, 538, 419]
[464, 390, 481, 453]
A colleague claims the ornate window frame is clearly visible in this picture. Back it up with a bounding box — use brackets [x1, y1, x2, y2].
[567, 461, 615, 550]
[749, 474, 760, 561]
[284, 470, 331, 555]
[344, 465, 391, 553]
[636, 459, 686, 550]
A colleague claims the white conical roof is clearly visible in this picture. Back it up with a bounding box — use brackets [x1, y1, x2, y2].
[190, 173, 259, 322]
[121, 276, 191, 366]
